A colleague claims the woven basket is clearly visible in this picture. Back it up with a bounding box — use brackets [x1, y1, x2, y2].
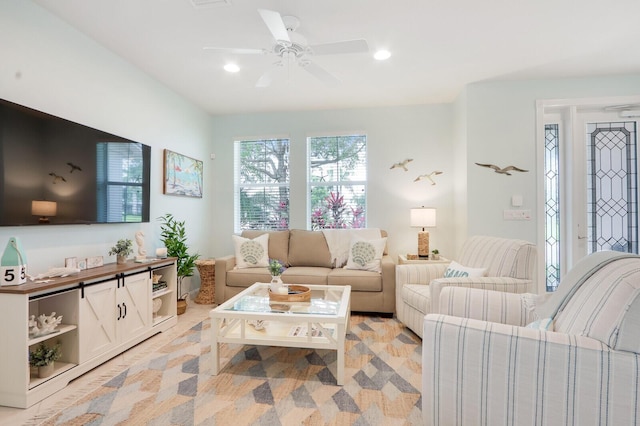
[195, 259, 215, 304]
[177, 298, 187, 315]
[268, 285, 311, 303]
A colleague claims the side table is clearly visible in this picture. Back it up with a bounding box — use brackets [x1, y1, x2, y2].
[398, 254, 450, 265]
[195, 259, 215, 304]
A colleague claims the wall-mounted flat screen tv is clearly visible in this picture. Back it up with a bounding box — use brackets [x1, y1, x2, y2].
[0, 98, 151, 226]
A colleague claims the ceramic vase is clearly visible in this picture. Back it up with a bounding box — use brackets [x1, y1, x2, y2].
[269, 275, 283, 293]
[117, 255, 127, 265]
[38, 362, 54, 378]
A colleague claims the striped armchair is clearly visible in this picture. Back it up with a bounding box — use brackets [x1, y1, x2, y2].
[423, 251, 640, 426]
[395, 235, 536, 337]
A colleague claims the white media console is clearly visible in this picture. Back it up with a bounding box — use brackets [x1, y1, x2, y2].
[0, 258, 178, 408]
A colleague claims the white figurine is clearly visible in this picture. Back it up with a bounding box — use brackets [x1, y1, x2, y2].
[135, 231, 147, 259]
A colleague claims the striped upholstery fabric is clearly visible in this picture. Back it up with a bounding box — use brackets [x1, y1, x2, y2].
[422, 252, 640, 426]
[395, 236, 536, 337]
[555, 257, 640, 352]
[457, 235, 536, 279]
[439, 286, 538, 326]
[395, 263, 448, 338]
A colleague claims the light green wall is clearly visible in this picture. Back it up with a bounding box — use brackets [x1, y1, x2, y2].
[464, 75, 640, 246]
[210, 105, 455, 260]
[0, 1, 214, 285]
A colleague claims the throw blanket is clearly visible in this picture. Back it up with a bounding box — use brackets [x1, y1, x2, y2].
[535, 251, 639, 319]
[322, 228, 382, 268]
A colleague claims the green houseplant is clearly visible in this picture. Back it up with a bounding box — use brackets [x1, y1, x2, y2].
[158, 214, 199, 314]
[29, 341, 62, 378]
[431, 248, 440, 260]
[109, 238, 133, 264]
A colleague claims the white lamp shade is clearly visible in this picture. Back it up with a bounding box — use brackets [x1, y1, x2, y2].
[410, 207, 436, 228]
[31, 200, 57, 217]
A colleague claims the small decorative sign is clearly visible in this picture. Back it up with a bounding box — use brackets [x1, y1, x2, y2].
[1, 237, 27, 286]
[86, 256, 104, 269]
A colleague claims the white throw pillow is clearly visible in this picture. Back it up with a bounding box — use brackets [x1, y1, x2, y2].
[526, 318, 554, 331]
[344, 237, 387, 273]
[233, 234, 269, 268]
[443, 261, 487, 278]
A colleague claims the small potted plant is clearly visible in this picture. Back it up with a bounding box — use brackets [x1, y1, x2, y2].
[29, 341, 62, 378]
[268, 258, 286, 292]
[109, 238, 133, 264]
[158, 214, 200, 314]
[431, 249, 440, 260]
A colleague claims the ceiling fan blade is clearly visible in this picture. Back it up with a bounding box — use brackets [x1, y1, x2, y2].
[309, 39, 369, 55]
[257, 9, 290, 43]
[203, 47, 266, 55]
[255, 70, 273, 88]
[301, 61, 340, 85]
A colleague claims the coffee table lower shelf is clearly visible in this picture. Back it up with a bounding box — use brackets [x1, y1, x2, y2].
[209, 283, 351, 385]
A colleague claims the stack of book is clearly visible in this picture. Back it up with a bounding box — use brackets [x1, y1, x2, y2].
[152, 280, 168, 293]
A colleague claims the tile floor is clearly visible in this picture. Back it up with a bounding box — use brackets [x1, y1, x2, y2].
[0, 302, 213, 425]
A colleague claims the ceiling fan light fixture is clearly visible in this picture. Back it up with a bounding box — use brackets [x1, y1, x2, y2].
[224, 63, 240, 73]
[374, 49, 391, 61]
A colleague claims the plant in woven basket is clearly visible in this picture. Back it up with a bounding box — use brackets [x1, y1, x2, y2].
[158, 214, 200, 301]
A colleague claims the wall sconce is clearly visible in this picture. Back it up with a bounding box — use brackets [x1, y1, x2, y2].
[31, 200, 57, 223]
[410, 207, 436, 258]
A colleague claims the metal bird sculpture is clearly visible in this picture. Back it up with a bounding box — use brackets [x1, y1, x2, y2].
[414, 171, 443, 185]
[49, 172, 67, 184]
[67, 162, 82, 173]
[475, 163, 528, 175]
[390, 158, 413, 171]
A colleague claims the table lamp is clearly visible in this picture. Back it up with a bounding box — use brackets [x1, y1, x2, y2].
[410, 207, 436, 258]
[31, 200, 57, 223]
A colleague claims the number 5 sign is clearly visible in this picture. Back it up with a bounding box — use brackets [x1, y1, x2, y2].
[1, 237, 28, 286]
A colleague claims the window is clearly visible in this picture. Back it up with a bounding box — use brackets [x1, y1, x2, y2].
[544, 124, 561, 291]
[234, 138, 290, 231]
[96, 142, 148, 222]
[308, 134, 367, 229]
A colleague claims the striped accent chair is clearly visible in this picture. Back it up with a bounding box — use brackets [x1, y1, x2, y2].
[423, 251, 640, 426]
[395, 235, 536, 337]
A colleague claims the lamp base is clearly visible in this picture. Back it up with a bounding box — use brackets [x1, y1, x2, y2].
[417, 231, 430, 258]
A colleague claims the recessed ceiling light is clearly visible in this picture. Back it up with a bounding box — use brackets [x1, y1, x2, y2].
[224, 63, 240, 73]
[374, 50, 391, 61]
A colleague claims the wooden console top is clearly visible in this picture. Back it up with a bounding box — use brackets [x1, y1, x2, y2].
[0, 257, 176, 295]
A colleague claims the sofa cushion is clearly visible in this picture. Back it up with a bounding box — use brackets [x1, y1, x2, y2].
[226, 267, 271, 288]
[328, 268, 383, 292]
[241, 230, 290, 266]
[288, 230, 332, 268]
[554, 256, 640, 352]
[344, 237, 387, 273]
[232, 234, 269, 268]
[282, 267, 330, 285]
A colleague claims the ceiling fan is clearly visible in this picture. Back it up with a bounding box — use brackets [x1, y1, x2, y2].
[203, 9, 369, 87]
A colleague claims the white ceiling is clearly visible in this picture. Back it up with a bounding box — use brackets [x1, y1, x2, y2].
[34, 0, 640, 115]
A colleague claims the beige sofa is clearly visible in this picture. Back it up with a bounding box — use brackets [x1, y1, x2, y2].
[215, 229, 395, 314]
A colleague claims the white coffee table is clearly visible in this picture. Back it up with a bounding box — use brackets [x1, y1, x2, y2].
[209, 283, 351, 385]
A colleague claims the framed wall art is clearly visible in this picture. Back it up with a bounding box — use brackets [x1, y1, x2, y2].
[163, 149, 203, 198]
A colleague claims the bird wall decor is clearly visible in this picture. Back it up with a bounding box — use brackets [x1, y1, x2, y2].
[475, 163, 528, 175]
[414, 171, 443, 185]
[48, 172, 67, 184]
[390, 158, 413, 171]
[67, 162, 82, 173]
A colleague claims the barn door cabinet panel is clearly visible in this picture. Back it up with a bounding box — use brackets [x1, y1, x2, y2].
[0, 258, 177, 408]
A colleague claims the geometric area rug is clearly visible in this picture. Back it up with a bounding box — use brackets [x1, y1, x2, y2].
[39, 315, 423, 425]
